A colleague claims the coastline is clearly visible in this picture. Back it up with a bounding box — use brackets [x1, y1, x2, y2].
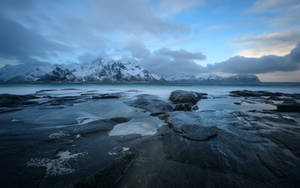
[0, 85, 300, 187]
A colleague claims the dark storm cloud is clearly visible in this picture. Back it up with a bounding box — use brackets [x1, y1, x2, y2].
[125, 40, 205, 75]
[143, 54, 205, 75]
[155, 48, 206, 60]
[0, 15, 70, 62]
[207, 42, 300, 74]
[0, 0, 190, 64]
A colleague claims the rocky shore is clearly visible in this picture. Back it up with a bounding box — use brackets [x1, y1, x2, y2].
[0, 89, 300, 187]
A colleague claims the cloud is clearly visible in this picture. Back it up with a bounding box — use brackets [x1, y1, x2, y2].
[157, 0, 203, 17]
[248, 0, 300, 30]
[0, 0, 190, 64]
[249, 0, 294, 13]
[207, 42, 300, 74]
[0, 14, 70, 62]
[124, 40, 206, 75]
[233, 30, 300, 57]
[154, 48, 206, 60]
[124, 41, 151, 59]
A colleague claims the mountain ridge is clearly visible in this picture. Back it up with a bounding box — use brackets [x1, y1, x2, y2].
[0, 58, 260, 83]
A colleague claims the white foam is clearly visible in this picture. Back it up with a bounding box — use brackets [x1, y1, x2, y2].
[75, 134, 81, 139]
[48, 131, 69, 139]
[11, 119, 20, 122]
[26, 150, 85, 176]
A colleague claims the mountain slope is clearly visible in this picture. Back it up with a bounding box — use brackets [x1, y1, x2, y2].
[0, 58, 260, 83]
[63, 58, 160, 82]
[163, 73, 260, 82]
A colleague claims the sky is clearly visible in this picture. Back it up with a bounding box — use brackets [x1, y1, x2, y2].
[0, 0, 300, 82]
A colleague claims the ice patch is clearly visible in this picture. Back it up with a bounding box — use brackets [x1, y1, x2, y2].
[75, 134, 81, 139]
[108, 152, 117, 156]
[11, 119, 20, 122]
[26, 150, 85, 176]
[108, 147, 130, 155]
[48, 131, 69, 139]
[109, 121, 161, 136]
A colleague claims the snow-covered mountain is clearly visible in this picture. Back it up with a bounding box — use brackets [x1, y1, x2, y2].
[0, 58, 260, 83]
[0, 61, 55, 82]
[163, 73, 222, 81]
[60, 58, 160, 82]
[0, 58, 161, 82]
[163, 73, 260, 82]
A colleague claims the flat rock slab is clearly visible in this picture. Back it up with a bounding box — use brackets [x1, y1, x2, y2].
[92, 93, 122, 99]
[182, 126, 218, 141]
[0, 94, 37, 107]
[230, 90, 284, 97]
[277, 102, 300, 112]
[126, 94, 173, 115]
[167, 112, 218, 141]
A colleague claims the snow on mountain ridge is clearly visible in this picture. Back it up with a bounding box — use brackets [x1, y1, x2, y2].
[62, 58, 160, 81]
[0, 58, 259, 82]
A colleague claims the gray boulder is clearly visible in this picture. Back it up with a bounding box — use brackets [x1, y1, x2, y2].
[169, 90, 207, 104]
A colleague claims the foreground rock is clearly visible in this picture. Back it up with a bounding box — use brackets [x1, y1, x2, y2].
[277, 102, 300, 112]
[75, 152, 136, 188]
[169, 90, 207, 111]
[230, 90, 284, 97]
[0, 94, 37, 107]
[230, 90, 300, 99]
[116, 108, 300, 188]
[169, 90, 207, 104]
[230, 90, 300, 113]
[126, 94, 173, 115]
[92, 93, 122, 99]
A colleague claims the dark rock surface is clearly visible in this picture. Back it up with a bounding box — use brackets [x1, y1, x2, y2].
[169, 90, 207, 104]
[38, 67, 77, 82]
[126, 94, 173, 115]
[230, 90, 284, 97]
[0, 94, 37, 107]
[117, 107, 300, 188]
[277, 102, 300, 112]
[92, 93, 122, 99]
[1, 89, 300, 188]
[167, 112, 219, 141]
[75, 152, 136, 188]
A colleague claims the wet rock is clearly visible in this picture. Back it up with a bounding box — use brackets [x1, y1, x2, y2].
[0, 94, 37, 107]
[47, 96, 83, 106]
[167, 112, 218, 141]
[92, 93, 122, 99]
[230, 90, 284, 97]
[35, 89, 57, 94]
[72, 118, 130, 136]
[174, 103, 193, 111]
[0, 107, 23, 113]
[75, 152, 136, 188]
[277, 102, 300, 112]
[182, 126, 218, 141]
[173, 103, 199, 111]
[126, 94, 173, 114]
[169, 90, 207, 104]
